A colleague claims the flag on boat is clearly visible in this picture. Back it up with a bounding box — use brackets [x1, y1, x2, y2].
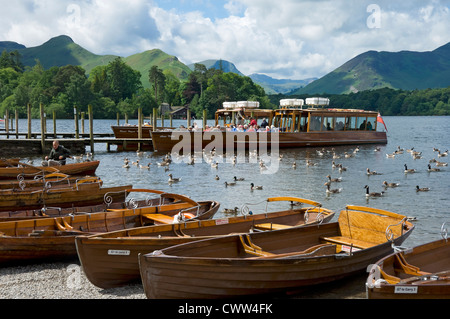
[377, 113, 388, 132]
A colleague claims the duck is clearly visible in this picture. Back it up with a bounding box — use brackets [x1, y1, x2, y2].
[223, 207, 239, 214]
[332, 152, 341, 159]
[292, 162, 297, 169]
[168, 174, 181, 183]
[157, 161, 169, 167]
[250, 183, 263, 190]
[344, 152, 354, 158]
[353, 146, 360, 153]
[324, 182, 342, 194]
[132, 160, 140, 166]
[427, 164, 440, 172]
[211, 161, 219, 169]
[383, 181, 399, 188]
[233, 176, 245, 181]
[215, 175, 220, 180]
[416, 185, 430, 192]
[404, 164, 416, 174]
[326, 175, 342, 182]
[366, 168, 382, 175]
[306, 160, 318, 167]
[122, 162, 130, 169]
[139, 163, 151, 169]
[364, 185, 384, 197]
[224, 181, 236, 187]
[386, 153, 396, 158]
[338, 164, 347, 172]
[374, 147, 381, 152]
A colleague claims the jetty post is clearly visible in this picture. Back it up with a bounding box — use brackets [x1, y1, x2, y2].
[53, 111, 57, 138]
[15, 109, 18, 139]
[40, 103, 45, 153]
[187, 108, 191, 128]
[88, 104, 94, 153]
[81, 112, 85, 134]
[138, 107, 142, 151]
[74, 106, 79, 139]
[27, 104, 31, 139]
[4, 109, 9, 139]
[203, 109, 207, 129]
[152, 108, 157, 131]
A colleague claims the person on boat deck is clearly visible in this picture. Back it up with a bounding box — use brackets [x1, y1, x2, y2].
[359, 120, 367, 130]
[260, 118, 269, 128]
[43, 140, 71, 166]
[366, 121, 373, 130]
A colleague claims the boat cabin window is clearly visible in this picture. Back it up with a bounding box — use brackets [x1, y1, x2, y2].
[357, 117, 367, 130]
[294, 114, 308, 132]
[346, 117, 357, 130]
[324, 116, 334, 131]
[366, 118, 375, 131]
[335, 117, 345, 131]
[308, 115, 323, 131]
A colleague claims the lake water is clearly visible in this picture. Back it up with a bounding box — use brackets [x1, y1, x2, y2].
[11, 115, 450, 248]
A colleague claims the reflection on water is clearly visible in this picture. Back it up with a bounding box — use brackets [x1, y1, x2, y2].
[18, 116, 450, 247]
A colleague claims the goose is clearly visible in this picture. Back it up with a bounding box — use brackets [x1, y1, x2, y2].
[427, 164, 440, 172]
[383, 181, 399, 188]
[433, 147, 440, 152]
[344, 152, 354, 158]
[386, 153, 396, 158]
[73, 155, 84, 162]
[215, 175, 220, 180]
[353, 146, 360, 153]
[404, 164, 416, 174]
[436, 161, 448, 167]
[139, 163, 151, 169]
[157, 161, 169, 167]
[438, 150, 448, 157]
[364, 185, 384, 197]
[326, 175, 342, 182]
[306, 160, 318, 167]
[324, 182, 342, 194]
[132, 160, 140, 166]
[338, 164, 347, 172]
[406, 147, 415, 153]
[122, 162, 130, 169]
[224, 181, 236, 187]
[250, 183, 263, 190]
[168, 174, 181, 183]
[292, 162, 297, 169]
[366, 168, 382, 175]
[234, 176, 245, 181]
[374, 147, 381, 152]
[223, 207, 239, 214]
[211, 161, 219, 169]
[416, 185, 430, 192]
[332, 152, 341, 159]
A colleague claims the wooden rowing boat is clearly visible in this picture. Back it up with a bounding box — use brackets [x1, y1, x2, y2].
[0, 177, 132, 212]
[0, 158, 20, 167]
[0, 172, 78, 190]
[0, 160, 100, 180]
[76, 197, 335, 289]
[139, 205, 414, 299]
[0, 191, 219, 265]
[366, 224, 450, 299]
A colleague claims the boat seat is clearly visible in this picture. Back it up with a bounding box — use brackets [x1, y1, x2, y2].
[320, 236, 375, 250]
[251, 243, 336, 259]
[142, 214, 175, 224]
[239, 234, 276, 257]
[253, 223, 290, 231]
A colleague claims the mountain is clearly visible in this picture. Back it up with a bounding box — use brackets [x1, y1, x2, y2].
[295, 42, 450, 95]
[189, 59, 315, 94]
[124, 49, 191, 87]
[0, 41, 26, 51]
[15, 35, 118, 72]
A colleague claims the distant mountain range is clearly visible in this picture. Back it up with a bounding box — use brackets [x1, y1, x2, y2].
[1, 35, 450, 95]
[294, 42, 450, 94]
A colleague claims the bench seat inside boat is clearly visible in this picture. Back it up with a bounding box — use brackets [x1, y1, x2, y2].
[253, 223, 290, 231]
[320, 236, 375, 249]
[142, 214, 174, 224]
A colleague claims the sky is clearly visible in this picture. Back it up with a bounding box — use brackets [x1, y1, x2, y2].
[1, 0, 450, 80]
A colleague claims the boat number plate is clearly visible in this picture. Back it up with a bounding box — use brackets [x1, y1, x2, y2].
[215, 218, 229, 225]
[394, 286, 418, 294]
[108, 249, 130, 256]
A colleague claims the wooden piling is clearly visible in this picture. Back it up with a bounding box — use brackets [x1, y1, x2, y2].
[5, 109, 9, 139]
[40, 103, 45, 153]
[138, 108, 142, 151]
[15, 109, 18, 139]
[81, 112, 85, 134]
[88, 104, 94, 153]
[27, 104, 31, 139]
[74, 106, 79, 139]
[53, 111, 57, 138]
[187, 109, 191, 128]
[152, 108, 157, 131]
[203, 109, 207, 129]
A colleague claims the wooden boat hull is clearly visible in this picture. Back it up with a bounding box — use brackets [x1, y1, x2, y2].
[150, 131, 388, 153]
[0, 161, 100, 180]
[0, 199, 219, 265]
[111, 125, 153, 139]
[76, 200, 334, 289]
[0, 183, 132, 212]
[139, 205, 414, 298]
[366, 238, 450, 299]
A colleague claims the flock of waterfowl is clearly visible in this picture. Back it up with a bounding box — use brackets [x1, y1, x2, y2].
[119, 144, 447, 206]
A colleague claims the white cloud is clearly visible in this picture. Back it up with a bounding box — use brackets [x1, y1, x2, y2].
[0, 0, 449, 80]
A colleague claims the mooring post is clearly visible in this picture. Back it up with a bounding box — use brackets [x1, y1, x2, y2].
[170, 114, 173, 128]
[81, 112, 85, 135]
[27, 104, 31, 139]
[138, 107, 142, 151]
[152, 108, 157, 131]
[125, 113, 128, 125]
[74, 106, 79, 139]
[88, 104, 94, 153]
[187, 109, 191, 128]
[203, 109, 207, 129]
[5, 109, 9, 139]
[40, 103, 45, 154]
[15, 109, 18, 139]
[53, 111, 56, 138]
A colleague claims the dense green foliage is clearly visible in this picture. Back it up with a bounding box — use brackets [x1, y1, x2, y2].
[271, 86, 450, 116]
[0, 52, 270, 119]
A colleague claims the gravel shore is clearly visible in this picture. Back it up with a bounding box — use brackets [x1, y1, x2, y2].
[0, 259, 366, 299]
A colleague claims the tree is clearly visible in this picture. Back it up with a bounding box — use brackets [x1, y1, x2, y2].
[107, 57, 142, 103]
[148, 65, 165, 105]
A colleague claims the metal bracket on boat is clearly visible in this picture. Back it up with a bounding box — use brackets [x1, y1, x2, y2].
[104, 190, 129, 207]
[126, 198, 139, 209]
[441, 222, 448, 241]
[385, 217, 407, 242]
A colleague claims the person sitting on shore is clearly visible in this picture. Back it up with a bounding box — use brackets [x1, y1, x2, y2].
[42, 140, 72, 166]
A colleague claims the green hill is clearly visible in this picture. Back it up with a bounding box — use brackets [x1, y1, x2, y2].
[16, 35, 118, 72]
[295, 42, 450, 94]
[124, 49, 191, 88]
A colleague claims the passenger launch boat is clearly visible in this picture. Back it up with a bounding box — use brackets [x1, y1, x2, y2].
[150, 98, 388, 153]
